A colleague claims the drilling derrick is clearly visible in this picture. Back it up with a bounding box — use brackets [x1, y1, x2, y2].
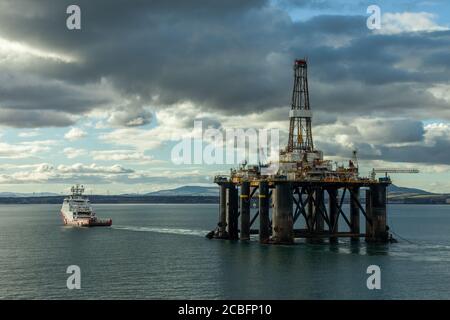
[287, 59, 314, 152]
[280, 59, 326, 179]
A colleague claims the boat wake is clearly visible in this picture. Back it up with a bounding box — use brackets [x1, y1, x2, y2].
[112, 225, 209, 237]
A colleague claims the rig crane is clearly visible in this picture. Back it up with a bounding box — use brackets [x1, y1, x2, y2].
[370, 168, 419, 181]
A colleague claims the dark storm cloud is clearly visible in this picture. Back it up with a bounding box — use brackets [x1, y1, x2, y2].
[305, 30, 450, 84]
[0, 70, 110, 126]
[0, 109, 75, 128]
[0, 81, 107, 112]
[310, 81, 449, 119]
[0, 0, 449, 131]
[0, 0, 292, 116]
[321, 137, 450, 165]
[108, 105, 153, 127]
[377, 138, 450, 164]
[276, 0, 346, 10]
[362, 119, 425, 144]
[314, 119, 450, 166]
[279, 0, 328, 7]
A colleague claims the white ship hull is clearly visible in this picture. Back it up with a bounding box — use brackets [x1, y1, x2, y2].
[60, 210, 112, 227]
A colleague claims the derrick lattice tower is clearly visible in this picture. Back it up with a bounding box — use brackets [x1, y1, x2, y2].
[287, 59, 314, 152]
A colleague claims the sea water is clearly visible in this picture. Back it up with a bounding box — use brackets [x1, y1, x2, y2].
[0, 203, 449, 299]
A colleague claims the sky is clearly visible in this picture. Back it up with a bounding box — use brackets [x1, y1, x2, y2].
[0, 0, 449, 194]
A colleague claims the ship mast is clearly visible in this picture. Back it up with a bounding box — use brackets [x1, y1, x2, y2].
[71, 184, 85, 197]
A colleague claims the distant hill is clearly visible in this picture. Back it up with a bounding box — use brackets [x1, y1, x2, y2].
[147, 186, 219, 197]
[0, 184, 433, 198]
[148, 184, 434, 197]
[0, 195, 218, 204]
[387, 184, 448, 204]
[0, 184, 447, 204]
[0, 192, 60, 198]
[388, 184, 432, 195]
[144, 184, 449, 205]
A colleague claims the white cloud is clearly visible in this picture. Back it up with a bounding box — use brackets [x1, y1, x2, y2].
[57, 163, 133, 174]
[0, 140, 56, 159]
[0, 162, 207, 186]
[107, 103, 153, 127]
[0, 37, 76, 64]
[314, 117, 424, 146]
[63, 147, 87, 159]
[91, 150, 164, 164]
[100, 103, 289, 153]
[378, 12, 449, 35]
[18, 130, 40, 138]
[0, 162, 135, 184]
[100, 102, 212, 151]
[428, 84, 450, 103]
[64, 127, 87, 141]
[424, 122, 450, 145]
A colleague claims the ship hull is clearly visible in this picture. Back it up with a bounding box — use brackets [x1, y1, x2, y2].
[60, 211, 112, 227]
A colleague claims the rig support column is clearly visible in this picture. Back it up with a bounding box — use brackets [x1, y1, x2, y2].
[259, 181, 270, 243]
[226, 185, 239, 240]
[350, 187, 360, 242]
[369, 185, 388, 243]
[216, 184, 228, 238]
[307, 188, 314, 232]
[240, 182, 251, 240]
[272, 182, 294, 244]
[314, 188, 324, 233]
[328, 188, 338, 243]
[365, 189, 374, 242]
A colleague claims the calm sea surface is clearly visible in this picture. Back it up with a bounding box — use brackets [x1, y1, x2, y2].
[1, 203, 450, 299]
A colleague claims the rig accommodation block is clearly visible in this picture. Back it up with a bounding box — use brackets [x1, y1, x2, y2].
[208, 59, 391, 244]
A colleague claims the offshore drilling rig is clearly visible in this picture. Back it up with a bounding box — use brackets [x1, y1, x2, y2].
[207, 59, 393, 244]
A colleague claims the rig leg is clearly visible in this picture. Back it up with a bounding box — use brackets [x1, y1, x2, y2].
[311, 188, 324, 243]
[240, 182, 251, 241]
[271, 182, 294, 244]
[227, 185, 239, 240]
[259, 181, 270, 243]
[315, 188, 324, 233]
[365, 189, 374, 242]
[304, 188, 315, 243]
[328, 188, 338, 244]
[350, 187, 360, 242]
[368, 185, 388, 243]
[307, 188, 314, 233]
[214, 184, 228, 239]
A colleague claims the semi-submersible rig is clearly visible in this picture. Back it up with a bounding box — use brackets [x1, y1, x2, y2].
[207, 59, 394, 244]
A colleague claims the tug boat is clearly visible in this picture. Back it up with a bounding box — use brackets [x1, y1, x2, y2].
[60, 185, 112, 227]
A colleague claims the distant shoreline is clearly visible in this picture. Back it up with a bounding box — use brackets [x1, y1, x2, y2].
[0, 195, 218, 204]
[0, 195, 448, 205]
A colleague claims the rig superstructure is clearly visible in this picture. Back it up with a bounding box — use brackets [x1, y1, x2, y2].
[208, 59, 393, 244]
